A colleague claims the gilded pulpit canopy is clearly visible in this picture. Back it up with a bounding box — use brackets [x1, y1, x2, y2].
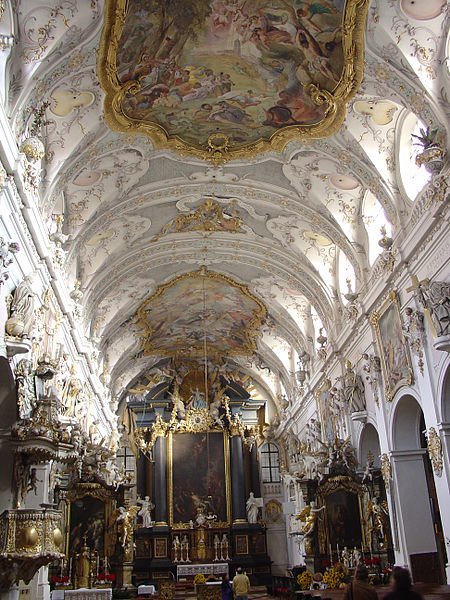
[99, 0, 369, 160]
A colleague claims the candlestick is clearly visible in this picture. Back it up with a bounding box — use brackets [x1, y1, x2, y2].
[329, 543, 332, 565]
[337, 543, 340, 561]
[69, 557, 72, 580]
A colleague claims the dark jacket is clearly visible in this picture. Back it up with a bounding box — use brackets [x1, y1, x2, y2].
[221, 579, 233, 600]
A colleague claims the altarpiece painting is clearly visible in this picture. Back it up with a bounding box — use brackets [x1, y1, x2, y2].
[371, 291, 413, 401]
[169, 432, 230, 525]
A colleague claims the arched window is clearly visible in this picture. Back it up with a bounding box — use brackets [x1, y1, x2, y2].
[260, 442, 281, 483]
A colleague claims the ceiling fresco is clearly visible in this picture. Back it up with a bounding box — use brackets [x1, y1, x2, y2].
[4, 0, 448, 412]
[135, 268, 268, 358]
[99, 0, 369, 159]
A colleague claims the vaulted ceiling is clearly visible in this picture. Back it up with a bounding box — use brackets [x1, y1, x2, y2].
[5, 0, 449, 413]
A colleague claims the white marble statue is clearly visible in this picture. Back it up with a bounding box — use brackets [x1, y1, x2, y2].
[6, 275, 38, 338]
[246, 492, 259, 524]
[138, 496, 155, 528]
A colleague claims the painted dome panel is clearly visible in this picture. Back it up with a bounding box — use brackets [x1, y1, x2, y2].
[99, 0, 369, 159]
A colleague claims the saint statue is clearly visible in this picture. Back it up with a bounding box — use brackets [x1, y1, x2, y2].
[138, 496, 155, 528]
[368, 497, 389, 541]
[246, 492, 259, 524]
[339, 360, 366, 413]
[15, 359, 36, 419]
[75, 543, 91, 588]
[61, 365, 82, 417]
[6, 275, 38, 338]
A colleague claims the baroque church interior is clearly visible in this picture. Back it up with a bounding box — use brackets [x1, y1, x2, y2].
[0, 0, 449, 598]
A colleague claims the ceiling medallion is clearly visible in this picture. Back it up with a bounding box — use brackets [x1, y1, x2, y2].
[135, 268, 267, 358]
[99, 0, 369, 161]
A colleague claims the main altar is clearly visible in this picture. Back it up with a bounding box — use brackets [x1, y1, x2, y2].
[131, 386, 272, 587]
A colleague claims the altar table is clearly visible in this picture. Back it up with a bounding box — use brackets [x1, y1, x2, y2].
[137, 584, 156, 596]
[64, 589, 112, 600]
[177, 563, 228, 580]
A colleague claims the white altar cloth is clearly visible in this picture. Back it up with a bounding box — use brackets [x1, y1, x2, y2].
[51, 592, 65, 600]
[64, 589, 112, 600]
[137, 584, 156, 595]
[177, 563, 228, 581]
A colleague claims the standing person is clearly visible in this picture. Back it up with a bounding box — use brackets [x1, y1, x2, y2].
[221, 573, 233, 600]
[344, 565, 377, 600]
[232, 567, 250, 600]
[383, 567, 424, 600]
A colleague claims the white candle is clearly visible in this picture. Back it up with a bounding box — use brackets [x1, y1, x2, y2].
[96, 554, 99, 576]
[337, 543, 340, 559]
[329, 543, 332, 564]
[69, 557, 72, 579]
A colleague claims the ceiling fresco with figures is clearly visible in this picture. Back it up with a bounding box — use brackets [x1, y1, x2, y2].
[99, 0, 368, 158]
[4, 0, 449, 412]
[135, 269, 267, 358]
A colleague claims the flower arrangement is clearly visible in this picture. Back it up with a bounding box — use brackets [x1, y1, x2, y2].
[193, 573, 206, 585]
[296, 571, 313, 590]
[322, 566, 345, 589]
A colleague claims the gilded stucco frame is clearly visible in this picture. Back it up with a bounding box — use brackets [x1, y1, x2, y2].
[167, 431, 231, 527]
[135, 268, 267, 358]
[64, 483, 117, 557]
[370, 291, 414, 402]
[98, 0, 369, 161]
[317, 476, 367, 555]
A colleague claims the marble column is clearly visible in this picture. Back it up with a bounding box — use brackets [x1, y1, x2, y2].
[250, 445, 261, 498]
[230, 435, 246, 523]
[153, 436, 168, 525]
[136, 452, 147, 499]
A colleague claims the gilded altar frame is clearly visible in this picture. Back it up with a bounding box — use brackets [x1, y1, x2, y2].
[98, 0, 369, 162]
[317, 476, 367, 555]
[370, 291, 414, 402]
[64, 484, 117, 557]
[168, 431, 231, 527]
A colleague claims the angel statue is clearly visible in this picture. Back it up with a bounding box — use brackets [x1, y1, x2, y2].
[112, 505, 140, 557]
[368, 497, 389, 541]
[296, 501, 325, 536]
